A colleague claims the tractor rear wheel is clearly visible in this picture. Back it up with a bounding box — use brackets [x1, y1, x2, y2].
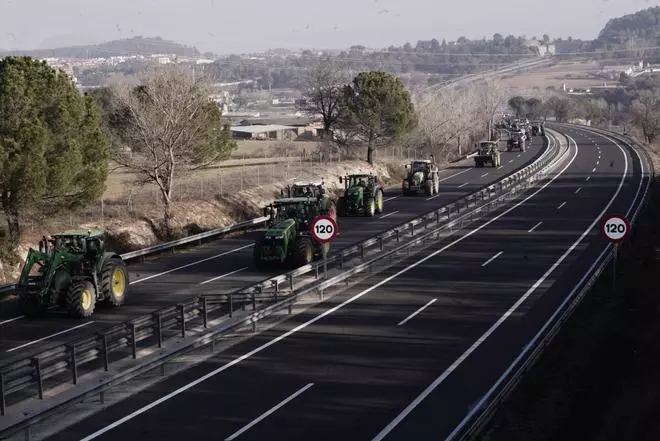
[65, 280, 96, 318]
[375, 190, 384, 213]
[101, 258, 128, 307]
[365, 197, 376, 217]
[294, 238, 314, 266]
[19, 294, 46, 317]
[337, 197, 346, 216]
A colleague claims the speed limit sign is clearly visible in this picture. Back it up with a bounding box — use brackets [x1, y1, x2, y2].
[602, 214, 630, 243]
[310, 215, 338, 244]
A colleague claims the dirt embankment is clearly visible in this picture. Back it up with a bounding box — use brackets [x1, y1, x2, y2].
[0, 158, 408, 285]
[481, 144, 660, 441]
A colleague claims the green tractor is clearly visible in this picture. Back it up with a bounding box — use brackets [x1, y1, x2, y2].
[280, 180, 337, 221]
[474, 141, 502, 167]
[336, 173, 384, 217]
[16, 229, 128, 318]
[253, 198, 330, 268]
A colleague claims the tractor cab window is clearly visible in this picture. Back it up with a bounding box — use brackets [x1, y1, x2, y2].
[412, 162, 428, 172]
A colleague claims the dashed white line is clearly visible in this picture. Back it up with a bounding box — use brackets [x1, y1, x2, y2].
[481, 251, 503, 267]
[596, 161, 600, 166]
[497, 166, 504, 169]
[480, 173, 489, 178]
[574, 187, 582, 194]
[528, 221, 542, 233]
[439, 168, 472, 183]
[379, 210, 399, 219]
[200, 267, 248, 285]
[557, 201, 567, 210]
[130, 244, 254, 285]
[516, 154, 521, 158]
[592, 167, 596, 173]
[0, 316, 24, 326]
[458, 182, 469, 188]
[225, 383, 314, 440]
[384, 196, 399, 202]
[508, 159, 514, 163]
[586, 176, 591, 182]
[397, 298, 437, 326]
[7, 321, 96, 352]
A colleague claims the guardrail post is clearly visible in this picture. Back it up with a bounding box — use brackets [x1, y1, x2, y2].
[360, 245, 365, 260]
[315, 263, 319, 279]
[69, 344, 78, 385]
[154, 312, 163, 348]
[0, 372, 6, 416]
[202, 297, 209, 329]
[379, 237, 384, 251]
[288, 275, 294, 291]
[252, 291, 257, 311]
[229, 292, 234, 318]
[130, 323, 137, 359]
[33, 358, 43, 400]
[396, 230, 400, 243]
[100, 333, 109, 371]
[178, 304, 186, 338]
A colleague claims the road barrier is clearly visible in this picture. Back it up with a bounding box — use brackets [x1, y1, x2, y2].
[0, 130, 562, 439]
[447, 125, 654, 440]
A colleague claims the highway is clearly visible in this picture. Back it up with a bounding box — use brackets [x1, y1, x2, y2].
[36, 125, 649, 441]
[0, 134, 547, 365]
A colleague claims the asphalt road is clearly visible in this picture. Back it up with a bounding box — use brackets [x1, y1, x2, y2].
[38, 125, 648, 441]
[0, 134, 547, 364]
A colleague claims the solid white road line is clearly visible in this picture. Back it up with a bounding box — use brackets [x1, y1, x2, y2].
[574, 187, 582, 194]
[481, 251, 503, 267]
[480, 173, 489, 178]
[397, 299, 437, 326]
[379, 211, 400, 219]
[384, 196, 399, 202]
[0, 316, 24, 325]
[224, 383, 314, 441]
[373, 132, 630, 441]
[130, 244, 254, 285]
[528, 221, 542, 233]
[447, 127, 642, 441]
[557, 202, 567, 210]
[438, 168, 472, 183]
[76, 139, 582, 441]
[200, 267, 248, 285]
[7, 321, 95, 352]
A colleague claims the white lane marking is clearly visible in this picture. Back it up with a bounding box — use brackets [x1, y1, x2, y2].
[384, 196, 399, 202]
[458, 182, 469, 188]
[224, 383, 314, 441]
[480, 173, 489, 178]
[447, 127, 640, 441]
[7, 321, 95, 353]
[77, 142, 582, 441]
[586, 176, 591, 182]
[0, 316, 24, 325]
[497, 166, 504, 169]
[528, 221, 542, 233]
[557, 201, 567, 210]
[397, 299, 437, 327]
[574, 187, 582, 194]
[439, 168, 472, 183]
[200, 267, 248, 285]
[516, 154, 521, 158]
[130, 244, 254, 285]
[373, 131, 630, 441]
[379, 211, 400, 219]
[481, 251, 503, 267]
[508, 160, 514, 163]
[592, 167, 597, 173]
[596, 161, 600, 166]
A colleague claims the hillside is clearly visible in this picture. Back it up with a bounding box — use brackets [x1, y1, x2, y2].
[592, 6, 660, 61]
[0, 36, 200, 59]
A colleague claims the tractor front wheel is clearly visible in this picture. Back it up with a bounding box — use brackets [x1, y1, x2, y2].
[365, 197, 376, 217]
[375, 190, 384, 213]
[101, 258, 128, 307]
[337, 197, 346, 216]
[65, 280, 96, 318]
[294, 238, 314, 267]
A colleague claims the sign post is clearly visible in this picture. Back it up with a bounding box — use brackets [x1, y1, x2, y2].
[310, 215, 338, 282]
[602, 214, 631, 292]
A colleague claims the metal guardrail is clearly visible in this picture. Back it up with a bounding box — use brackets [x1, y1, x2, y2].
[447, 125, 655, 441]
[0, 130, 562, 436]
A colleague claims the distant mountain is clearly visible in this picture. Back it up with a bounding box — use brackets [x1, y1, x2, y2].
[594, 6, 660, 49]
[0, 36, 200, 59]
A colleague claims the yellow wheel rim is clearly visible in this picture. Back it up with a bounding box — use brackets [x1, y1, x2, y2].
[112, 268, 126, 297]
[82, 289, 93, 311]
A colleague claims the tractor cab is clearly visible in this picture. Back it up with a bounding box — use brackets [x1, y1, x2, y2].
[339, 173, 378, 190]
[282, 180, 326, 199]
[409, 160, 432, 173]
[477, 141, 498, 155]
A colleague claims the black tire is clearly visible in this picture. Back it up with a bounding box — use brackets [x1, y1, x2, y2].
[375, 190, 384, 213]
[294, 238, 314, 267]
[101, 258, 128, 307]
[424, 180, 433, 196]
[65, 280, 96, 318]
[19, 294, 46, 318]
[365, 197, 376, 217]
[337, 196, 346, 216]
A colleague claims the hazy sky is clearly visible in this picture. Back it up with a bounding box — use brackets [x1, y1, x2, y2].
[0, 0, 654, 54]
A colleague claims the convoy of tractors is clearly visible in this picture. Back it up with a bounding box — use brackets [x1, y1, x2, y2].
[16, 116, 543, 319]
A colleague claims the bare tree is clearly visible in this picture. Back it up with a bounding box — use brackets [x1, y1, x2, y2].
[475, 79, 505, 140]
[631, 90, 660, 143]
[105, 65, 237, 236]
[303, 59, 348, 139]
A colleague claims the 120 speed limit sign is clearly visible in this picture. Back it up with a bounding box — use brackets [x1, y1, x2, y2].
[602, 214, 630, 243]
[310, 215, 338, 244]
